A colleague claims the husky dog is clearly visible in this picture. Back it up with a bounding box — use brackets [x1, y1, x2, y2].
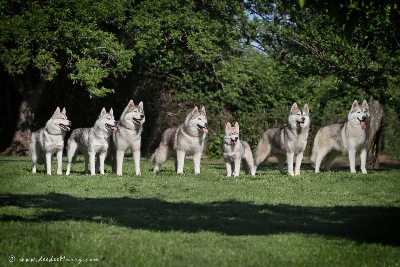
[109, 100, 145, 176]
[151, 106, 208, 174]
[311, 100, 370, 174]
[254, 103, 310, 176]
[66, 108, 117, 175]
[222, 122, 255, 177]
[30, 107, 71, 175]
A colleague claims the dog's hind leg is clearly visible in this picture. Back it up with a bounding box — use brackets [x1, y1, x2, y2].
[323, 150, 339, 172]
[254, 138, 271, 170]
[66, 140, 78, 175]
[277, 154, 286, 175]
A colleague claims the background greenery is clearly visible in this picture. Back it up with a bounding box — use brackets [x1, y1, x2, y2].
[1, 157, 400, 266]
[0, 0, 399, 159]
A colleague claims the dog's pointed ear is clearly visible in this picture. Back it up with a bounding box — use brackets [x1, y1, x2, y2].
[362, 99, 369, 109]
[234, 122, 239, 132]
[127, 100, 135, 110]
[54, 107, 61, 114]
[61, 107, 66, 115]
[109, 108, 114, 116]
[303, 104, 309, 113]
[290, 102, 298, 112]
[226, 122, 231, 131]
[192, 106, 199, 116]
[200, 106, 206, 114]
[100, 107, 106, 117]
[139, 101, 143, 109]
[351, 100, 359, 111]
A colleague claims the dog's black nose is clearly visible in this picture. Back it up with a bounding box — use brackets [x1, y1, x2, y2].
[141, 115, 144, 119]
[205, 123, 208, 128]
[362, 116, 366, 121]
[235, 137, 238, 140]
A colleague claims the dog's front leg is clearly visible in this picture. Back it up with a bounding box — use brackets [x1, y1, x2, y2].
[133, 149, 141, 176]
[360, 147, 368, 174]
[89, 152, 96, 175]
[286, 152, 295, 176]
[176, 150, 185, 174]
[45, 152, 52, 175]
[98, 152, 106, 175]
[193, 152, 202, 174]
[224, 158, 232, 176]
[116, 150, 125, 176]
[348, 149, 357, 173]
[294, 152, 303, 176]
[233, 157, 241, 177]
[56, 149, 63, 175]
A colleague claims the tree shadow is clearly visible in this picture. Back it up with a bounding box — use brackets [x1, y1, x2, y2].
[1, 193, 399, 246]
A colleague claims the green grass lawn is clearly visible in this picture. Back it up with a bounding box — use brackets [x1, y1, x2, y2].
[1, 156, 399, 266]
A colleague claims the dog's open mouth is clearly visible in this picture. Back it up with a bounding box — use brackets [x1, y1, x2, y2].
[297, 121, 305, 128]
[358, 118, 367, 129]
[59, 124, 71, 131]
[106, 123, 118, 132]
[231, 139, 238, 145]
[132, 118, 144, 125]
[197, 124, 208, 133]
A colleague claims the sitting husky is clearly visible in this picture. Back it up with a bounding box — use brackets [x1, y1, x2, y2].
[30, 107, 71, 175]
[254, 103, 310, 176]
[311, 100, 370, 174]
[151, 106, 208, 174]
[66, 108, 117, 175]
[109, 100, 145, 176]
[222, 122, 255, 177]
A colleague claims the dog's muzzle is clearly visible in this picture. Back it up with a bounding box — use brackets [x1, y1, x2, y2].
[132, 116, 144, 125]
[358, 117, 367, 130]
[231, 137, 238, 145]
[106, 123, 118, 132]
[197, 123, 208, 134]
[59, 123, 71, 131]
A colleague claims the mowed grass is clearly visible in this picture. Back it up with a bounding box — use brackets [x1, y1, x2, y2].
[0, 156, 400, 267]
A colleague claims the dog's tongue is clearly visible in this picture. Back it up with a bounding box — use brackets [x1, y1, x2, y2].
[139, 120, 144, 125]
[109, 125, 118, 132]
[232, 140, 238, 145]
[299, 122, 305, 128]
[202, 128, 208, 134]
[65, 126, 71, 131]
[360, 121, 366, 130]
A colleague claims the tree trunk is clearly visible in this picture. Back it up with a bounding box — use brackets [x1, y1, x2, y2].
[367, 98, 383, 169]
[1, 76, 45, 156]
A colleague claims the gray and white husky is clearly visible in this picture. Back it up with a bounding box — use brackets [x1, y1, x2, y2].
[151, 106, 208, 174]
[254, 103, 310, 176]
[66, 108, 117, 175]
[222, 122, 255, 177]
[311, 99, 370, 174]
[109, 100, 145, 176]
[30, 107, 71, 175]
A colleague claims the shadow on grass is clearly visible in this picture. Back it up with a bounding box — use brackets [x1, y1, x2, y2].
[1, 193, 400, 246]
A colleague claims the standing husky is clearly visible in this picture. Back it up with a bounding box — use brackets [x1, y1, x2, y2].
[254, 103, 310, 176]
[109, 100, 145, 176]
[151, 106, 208, 174]
[30, 107, 71, 175]
[66, 108, 117, 175]
[222, 122, 255, 177]
[311, 100, 370, 174]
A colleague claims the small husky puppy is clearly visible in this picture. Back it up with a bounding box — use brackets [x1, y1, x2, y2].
[151, 106, 208, 174]
[66, 108, 117, 175]
[30, 107, 71, 175]
[222, 122, 255, 177]
[254, 103, 310, 176]
[311, 100, 370, 174]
